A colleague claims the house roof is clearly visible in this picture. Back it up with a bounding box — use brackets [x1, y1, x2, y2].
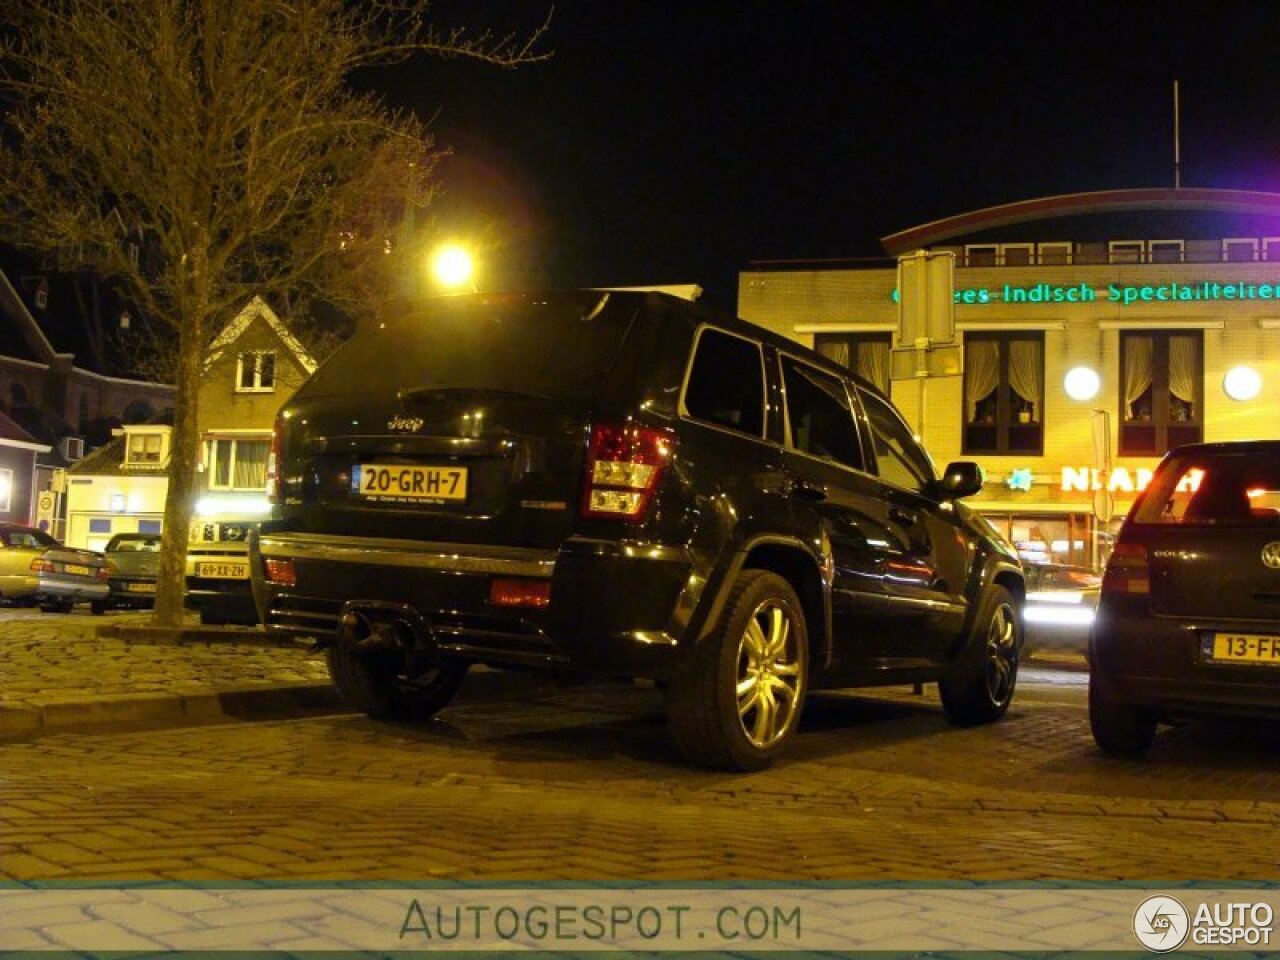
[205, 296, 317, 375]
[0, 410, 37, 444]
[67, 431, 166, 477]
[880, 188, 1280, 255]
[0, 267, 61, 365]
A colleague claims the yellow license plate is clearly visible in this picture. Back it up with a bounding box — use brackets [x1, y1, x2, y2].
[355, 464, 468, 502]
[195, 561, 249, 579]
[63, 564, 92, 576]
[126, 582, 157, 593]
[1209, 633, 1280, 664]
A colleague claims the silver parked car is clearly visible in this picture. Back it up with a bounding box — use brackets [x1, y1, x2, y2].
[0, 522, 110, 614]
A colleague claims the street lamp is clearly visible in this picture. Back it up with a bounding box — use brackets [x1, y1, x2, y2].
[429, 243, 476, 291]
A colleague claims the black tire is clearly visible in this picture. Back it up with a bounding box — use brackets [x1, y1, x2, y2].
[327, 629, 469, 722]
[41, 600, 74, 614]
[90, 598, 108, 616]
[667, 570, 809, 771]
[939, 585, 1021, 727]
[1089, 681, 1157, 756]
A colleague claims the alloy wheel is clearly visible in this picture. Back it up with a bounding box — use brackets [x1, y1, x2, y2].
[984, 602, 1019, 706]
[735, 599, 804, 749]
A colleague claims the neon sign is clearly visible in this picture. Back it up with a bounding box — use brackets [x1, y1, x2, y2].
[1060, 466, 1201, 493]
[890, 281, 1280, 307]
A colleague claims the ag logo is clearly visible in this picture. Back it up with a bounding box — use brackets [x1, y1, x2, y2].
[1133, 895, 1190, 952]
[1262, 542, 1280, 570]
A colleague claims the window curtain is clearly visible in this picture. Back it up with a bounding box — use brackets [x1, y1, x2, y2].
[857, 340, 891, 393]
[964, 339, 1000, 422]
[1007, 340, 1042, 422]
[233, 441, 269, 489]
[1124, 335, 1154, 419]
[817, 340, 851, 369]
[1168, 335, 1198, 409]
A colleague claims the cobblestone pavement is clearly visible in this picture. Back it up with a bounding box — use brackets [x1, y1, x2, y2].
[0, 610, 329, 710]
[3, 671, 1279, 883]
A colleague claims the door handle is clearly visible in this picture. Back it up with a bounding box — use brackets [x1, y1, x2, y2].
[889, 506, 917, 527]
[788, 479, 827, 502]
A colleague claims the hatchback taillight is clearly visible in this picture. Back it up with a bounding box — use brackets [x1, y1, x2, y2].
[29, 559, 55, 574]
[1101, 541, 1150, 595]
[265, 416, 284, 503]
[581, 423, 675, 522]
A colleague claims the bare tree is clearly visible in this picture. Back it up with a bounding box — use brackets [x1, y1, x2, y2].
[0, 0, 548, 625]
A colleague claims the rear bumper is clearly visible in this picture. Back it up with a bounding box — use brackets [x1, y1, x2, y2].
[1091, 609, 1280, 716]
[252, 531, 697, 679]
[37, 576, 108, 602]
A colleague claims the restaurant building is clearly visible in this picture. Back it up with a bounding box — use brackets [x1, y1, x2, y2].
[738, 188, 1280, 573]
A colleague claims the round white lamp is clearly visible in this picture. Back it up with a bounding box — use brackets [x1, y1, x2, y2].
[1063, 366, 1101, 401]
[1223, 365, 1261, 402]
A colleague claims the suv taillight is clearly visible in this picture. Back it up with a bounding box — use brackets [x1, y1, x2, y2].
[1101, 540, 1150, 595]
[265, 416, 284, 503]
[582, 423, 675, 522]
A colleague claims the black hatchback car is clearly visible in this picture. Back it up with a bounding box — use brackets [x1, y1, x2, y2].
[1091, 440, 1280, 756]
[251, 291, 1025, 769]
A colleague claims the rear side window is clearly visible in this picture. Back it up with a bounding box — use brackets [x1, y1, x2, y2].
[780, 356, 863, 470]
[1134, 451, 1280, 526]
[682, 328, 765, 437]
[857, 387, 936, 493]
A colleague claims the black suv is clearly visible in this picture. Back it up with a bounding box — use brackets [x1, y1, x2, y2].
[251, 291, 1024, 769]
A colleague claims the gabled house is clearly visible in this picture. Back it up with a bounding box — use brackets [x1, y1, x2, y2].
[64, 296, 317, 550]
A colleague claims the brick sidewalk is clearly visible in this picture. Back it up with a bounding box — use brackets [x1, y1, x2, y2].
[0, 608, 1087, 740]
[0, 612, 333, 738]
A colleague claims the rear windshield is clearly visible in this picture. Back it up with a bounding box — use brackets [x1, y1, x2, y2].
[1133, 450, 1280, 527]
[302, 294, 637, 400]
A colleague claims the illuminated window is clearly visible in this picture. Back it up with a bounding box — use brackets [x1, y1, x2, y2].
[1108, 241, 1144, 264]
[236, 351, 276, 392]
[1037, 242, 1072, 265]
[965, 245, 998, 267]
[1119, 331, 1202, 456]
[814, 332, 891, 393]
[206, 437, 271, 490]
[1223, 238, 1258, 262]
[126, 432, 163, 464]
[1149, 239, 1184, 263]
[963, 333, 1044, 456]
[0, 467, 11, 512]
[1002, 244, 1033, 266]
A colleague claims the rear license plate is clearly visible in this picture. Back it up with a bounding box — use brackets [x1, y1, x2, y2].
[126, 582, 157, 593]
[195, 561, 249, 579]
[1205, 633, 1280, 665]
[354, 464, 468, 502]
[62, 564, 92, 577]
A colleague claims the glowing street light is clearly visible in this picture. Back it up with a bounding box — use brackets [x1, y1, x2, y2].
[430, 243, 476, 291]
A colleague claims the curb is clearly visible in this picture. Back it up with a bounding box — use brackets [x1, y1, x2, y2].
[94, 622, 307, 647]
[0, 682, 343, 742]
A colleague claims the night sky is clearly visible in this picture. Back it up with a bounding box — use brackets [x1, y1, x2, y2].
[393, 2, 1280, 310]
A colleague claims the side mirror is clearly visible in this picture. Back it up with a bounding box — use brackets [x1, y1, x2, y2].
[937, 461, 983, 499]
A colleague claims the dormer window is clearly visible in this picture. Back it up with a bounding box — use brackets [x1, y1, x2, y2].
[124, 429, 169, 468]
[236, 351, 276, 392]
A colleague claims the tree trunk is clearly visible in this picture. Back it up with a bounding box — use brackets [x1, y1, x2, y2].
[152, 303, 206, 627]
